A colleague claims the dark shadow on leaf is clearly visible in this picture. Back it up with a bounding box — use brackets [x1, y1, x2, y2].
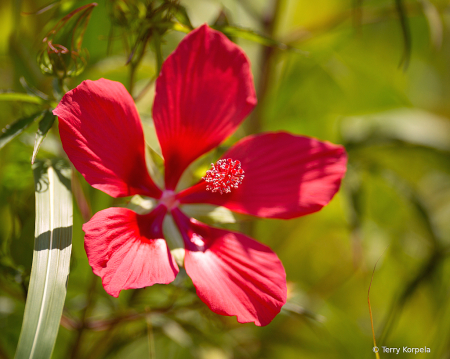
[33, 159, 71, 193]
[35, 226, 72, 252]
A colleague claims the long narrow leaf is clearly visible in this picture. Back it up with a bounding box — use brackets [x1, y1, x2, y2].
[212, 25, 297, 51]
[15, 160, 73, 359]
[394, 0, 411, 70]
[173, 5, 193, 30]
[32, 111, 56, 164]
[19, 77, 50, 101]
[0, 112, 45, 150]
[0, 92, 45, 104]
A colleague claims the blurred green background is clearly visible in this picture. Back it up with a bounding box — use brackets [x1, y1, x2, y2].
[1, 0, 450, 358]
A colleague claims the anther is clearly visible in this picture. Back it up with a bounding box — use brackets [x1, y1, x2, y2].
[202, 158, 245, 194]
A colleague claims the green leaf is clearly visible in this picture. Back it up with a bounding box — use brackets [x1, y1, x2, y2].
[0, 112, 45, 150]
[213, 9, 231, 28]
[164, 21, 190, 34]
[19, 77, 50, 101]
[32, 111, 56, 164]
[394, 0, 411, 70]
[15, 159, 72, 359]
[341, 108, 450, 151]
[212, 25, 299, 52]
[173, 5, 193, 30]
[0, 92, 45, 104]
[421, 0, 443, 50]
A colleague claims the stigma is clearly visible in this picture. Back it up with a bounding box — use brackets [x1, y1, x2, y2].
[203, 158, 245, 194]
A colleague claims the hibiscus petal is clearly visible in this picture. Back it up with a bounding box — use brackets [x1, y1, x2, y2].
[153, 24, 257, 190]
[54, 78, 162, 198]
[83, 206, 178, 297]
[178, 132, 347, 219]
[172, 209, 286, 326]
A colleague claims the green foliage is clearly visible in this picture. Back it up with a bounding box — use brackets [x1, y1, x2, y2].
[0, 112, 45, 151]
[212, 25, 296, 51]
[32, 110, 56, 164]
[0, 93, 45, 105]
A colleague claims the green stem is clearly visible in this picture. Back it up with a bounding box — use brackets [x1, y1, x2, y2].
[69, 274, 98, 359]
[128, 63, 137, 96]
[242, 0, 282, 238]
[246, 0, 282, 135]
[146, 308, 156, 359]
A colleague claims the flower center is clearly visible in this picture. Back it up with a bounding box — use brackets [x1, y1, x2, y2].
[203, 158, 245, 194]
[159, 190, 179, 210]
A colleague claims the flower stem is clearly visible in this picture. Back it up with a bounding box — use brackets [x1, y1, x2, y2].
[128, 63, 137, 96]
[146, 307, 156, 359]
[68, 274, 98, 359]
[246, 0, 282, 134]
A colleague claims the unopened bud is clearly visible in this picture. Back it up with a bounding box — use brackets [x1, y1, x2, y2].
[38, 3, 97, 79]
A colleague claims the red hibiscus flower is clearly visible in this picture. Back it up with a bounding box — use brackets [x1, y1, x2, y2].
[53, 24, 347, 326]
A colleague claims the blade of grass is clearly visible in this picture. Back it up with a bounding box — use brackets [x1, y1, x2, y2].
[14, 159, 73, 359]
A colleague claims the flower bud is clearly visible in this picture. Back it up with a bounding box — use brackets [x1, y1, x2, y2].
[38, 3, 97, 79]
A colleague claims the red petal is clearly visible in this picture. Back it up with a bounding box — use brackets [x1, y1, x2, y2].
[172, 209, 286, 326]
[153, 24, 256, 190]
[54, 79, 162, 198]
[178, 132, 347, 219]
[83, 206, 178, 297]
